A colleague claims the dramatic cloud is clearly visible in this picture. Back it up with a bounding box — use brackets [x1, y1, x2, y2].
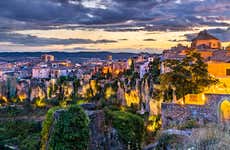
[184, 28, 230, 42]
[0, 0, 229, 31]
[0, 0, 229, 52]
[207, 28, 230, 42]
[0, 32, 117, 46]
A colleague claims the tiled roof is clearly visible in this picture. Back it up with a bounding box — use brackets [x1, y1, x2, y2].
[209, 50, 230, 62]
[192, 30, 219, 41]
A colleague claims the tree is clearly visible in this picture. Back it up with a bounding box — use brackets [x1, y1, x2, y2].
[41, 105, 90, 150]
[105, 109, 144, 149]
[72, 78, 80, 99]
[124, 59, 135, 77]
[160, 50, 218, 102]
[148, 57, 161, 84]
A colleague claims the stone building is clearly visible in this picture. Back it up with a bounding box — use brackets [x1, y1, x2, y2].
[161, 30, 230, 128]
[161, 30, 230, 75]
[32, 67, 51, 79]
[101, 60, 127, 77]
[191, 30, 221, 49]
[41, 54, 55, 62]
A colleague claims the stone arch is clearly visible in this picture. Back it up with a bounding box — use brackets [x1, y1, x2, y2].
[217, 97, 230, 123]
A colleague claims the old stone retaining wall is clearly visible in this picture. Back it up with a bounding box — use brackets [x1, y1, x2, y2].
[161, 94, 230, 128]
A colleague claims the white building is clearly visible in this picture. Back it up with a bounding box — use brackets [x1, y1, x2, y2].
[32, 67, 51, 79]
[0, 69, 16, 81]
[51, 68, 67, 78]
[50, 67, 76, 78]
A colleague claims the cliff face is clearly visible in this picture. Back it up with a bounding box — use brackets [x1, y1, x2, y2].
[85, 109, 124, 150]
[81, 103, 124, 150]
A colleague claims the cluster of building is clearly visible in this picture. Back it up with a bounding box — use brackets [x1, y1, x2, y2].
[95, 54, 156, 78]
[162, 30, 230, 78]
[161, 30, 230, 126]
[0, 51, 157, 83]
[0, 52, 156, 105]
[0, 54, 74, 81]
[32, 57, 74, 79]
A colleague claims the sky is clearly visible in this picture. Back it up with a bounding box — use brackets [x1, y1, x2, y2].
[0, 0, 229, 53]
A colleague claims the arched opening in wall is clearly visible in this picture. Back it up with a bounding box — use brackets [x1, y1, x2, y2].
[219, 100, 230, 123]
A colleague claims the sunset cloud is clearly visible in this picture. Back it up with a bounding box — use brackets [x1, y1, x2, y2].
[0, 32, 117, 46]
[0, 0, 229, 52]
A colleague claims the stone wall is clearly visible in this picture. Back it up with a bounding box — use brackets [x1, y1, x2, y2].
[86, 109, 123, 150]
[81, 104, 124, 150]
[86, 110, 106, 149]
[161, 94, 230, 128]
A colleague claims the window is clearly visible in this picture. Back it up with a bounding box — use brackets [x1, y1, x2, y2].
[226, 69, 230, 76]
[209, 42, 212, 47]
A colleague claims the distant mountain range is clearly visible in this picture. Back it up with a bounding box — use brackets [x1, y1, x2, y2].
[0, 51, 149, 63]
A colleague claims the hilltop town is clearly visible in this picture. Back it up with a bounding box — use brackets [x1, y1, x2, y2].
[0, 30, 229, 149]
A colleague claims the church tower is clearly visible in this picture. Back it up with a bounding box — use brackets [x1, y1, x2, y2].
[191, 30, 221, 49]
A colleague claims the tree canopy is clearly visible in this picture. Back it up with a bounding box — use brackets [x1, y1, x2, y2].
[41, 105, 90, 150]
[160, 50, 218, 102]
[105, 109, 144, 149]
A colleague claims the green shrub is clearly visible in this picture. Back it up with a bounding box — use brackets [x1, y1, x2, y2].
[19, 133, 40, 150]
[76, 99, 88, 105]
[107, 105, 121, 111]
[0, 106, 22, 117]
[0, 120, 41, 149]
[41, 105, 90, 150]
[106, 110, 144, 149]
[40, 106, 61, 150]
[146, 115, 161, 137]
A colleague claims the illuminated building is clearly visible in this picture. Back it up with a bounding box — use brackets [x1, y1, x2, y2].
[101, 60, 127, 77]
[161, 30, 230, 122]
[107, 55, 112, 62]
[51, 60, 72, 68]
[191, 30, 221, 49]
[32, 67, 51, 79]
[41, 54, 55, 62]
